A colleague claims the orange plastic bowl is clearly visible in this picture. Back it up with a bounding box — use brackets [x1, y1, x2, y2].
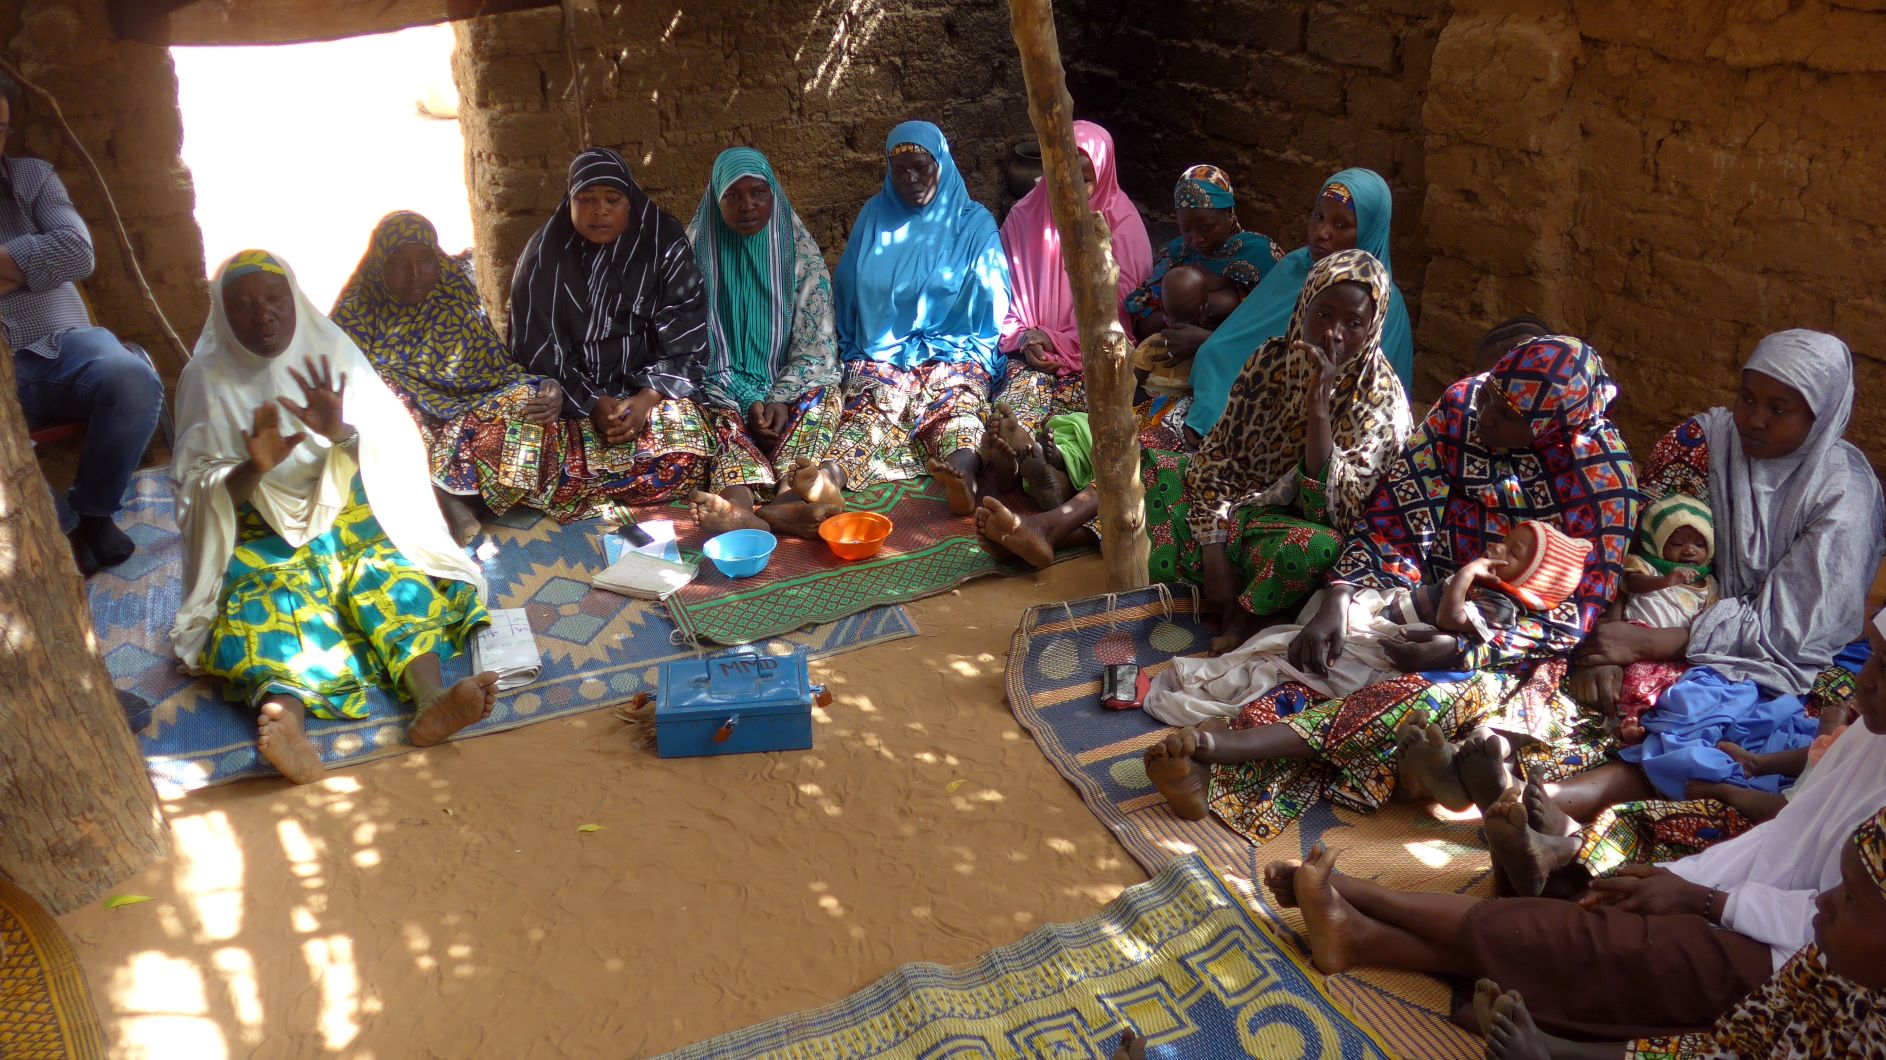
[819, 511, 893, 561]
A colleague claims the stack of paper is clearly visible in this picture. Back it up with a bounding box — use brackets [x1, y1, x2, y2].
[471, 608, 543, 691]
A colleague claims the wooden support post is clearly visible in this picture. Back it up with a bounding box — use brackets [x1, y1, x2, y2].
[0, 328, 171, 914]
[561, 0, 593, 150]
[1009, 0, 1148, 590]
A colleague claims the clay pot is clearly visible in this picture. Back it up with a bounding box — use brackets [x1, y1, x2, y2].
[1006, 140, 1043, 198]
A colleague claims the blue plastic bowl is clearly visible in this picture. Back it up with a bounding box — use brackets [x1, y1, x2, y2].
[702, 528, 777, 579]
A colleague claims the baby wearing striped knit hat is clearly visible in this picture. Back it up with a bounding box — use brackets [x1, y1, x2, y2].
[1146, 518, 1595, 731]
[1608, 494, 1718, 745]
[1394, 519, 1595, 644]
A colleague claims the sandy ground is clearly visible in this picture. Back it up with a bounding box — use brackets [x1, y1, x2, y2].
[58, 556, 1158, 1059]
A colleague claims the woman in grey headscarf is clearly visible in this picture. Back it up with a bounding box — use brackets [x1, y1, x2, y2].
[1532, 329, 1884, 822]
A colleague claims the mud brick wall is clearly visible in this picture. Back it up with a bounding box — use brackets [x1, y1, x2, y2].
[2, 0, 208, 382]
[453, 0, 1039, 334]
[6, 0, 1880, 472]
[1420, 0, 1886, 461]
[1060, 0, 1443, 350]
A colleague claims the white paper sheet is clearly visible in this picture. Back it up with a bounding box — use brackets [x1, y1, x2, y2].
[470, 607, 543, 691]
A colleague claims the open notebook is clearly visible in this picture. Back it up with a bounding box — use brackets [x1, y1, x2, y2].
[592, 551, 696, 599]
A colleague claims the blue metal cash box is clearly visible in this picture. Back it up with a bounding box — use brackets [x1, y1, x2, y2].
[654, 649, 825, 759]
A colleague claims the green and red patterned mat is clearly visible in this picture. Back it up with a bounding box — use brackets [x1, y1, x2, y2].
[659, 476, 1089, 645]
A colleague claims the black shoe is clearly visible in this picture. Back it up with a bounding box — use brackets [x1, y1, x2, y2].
[68, 529, 99, 577]
[77, 514, 135, 567]
[118, 689, 155, 735]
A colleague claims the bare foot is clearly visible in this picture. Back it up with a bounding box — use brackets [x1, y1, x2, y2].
[1039, 427, 1067, 470]
[1455, 727, 1515, 811]
[690, 490, 768, 535]
[1716, 739, 1762, 776]
[436, 491, 483, 547]
[1389, 708, 1432, 803]
[974, 496, 1055, 567]
[995, 402, 1035, 459]
[1619, 717, 1647, 745]
[409, 672, 500, 747]
[1522, 773, 1576, 837]
[257, 699, 325, 784]
[1472, 978, 1503, 1037]
[1395, 713, 1474, 811]
[1486, 987, 1554, 1060]
[1110, 1027, 1146, 1060]
[1209, 607, 1261, 655]
[1263, 859, 1302, 909]
[1484, 785, 1574, 897]
[1017, 449, 1068, 509]
[976, 405, 1020, 487]
[1292, 843, 1359, 974]
[759, 500, 841, 540]
[927, 458, 977, 516]
[1143, 724, 1219, 821]
[786, 456, 845, 509]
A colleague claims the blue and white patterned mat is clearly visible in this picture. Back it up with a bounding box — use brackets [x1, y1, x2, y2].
[91, 471, 917, 793]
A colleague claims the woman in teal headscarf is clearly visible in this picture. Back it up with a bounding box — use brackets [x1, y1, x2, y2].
[683, 146, 847, 536]
[827, 120, 1011, 516]
[1184, 168, 1414, 439]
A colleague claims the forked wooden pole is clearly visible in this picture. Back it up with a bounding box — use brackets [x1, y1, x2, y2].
[1008, 0, 1148, 590]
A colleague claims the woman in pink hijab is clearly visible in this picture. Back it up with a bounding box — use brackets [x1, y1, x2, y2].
[984, 120, 1151, 489]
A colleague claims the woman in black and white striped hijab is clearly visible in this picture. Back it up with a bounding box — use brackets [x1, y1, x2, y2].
[506, 147, 773, 519]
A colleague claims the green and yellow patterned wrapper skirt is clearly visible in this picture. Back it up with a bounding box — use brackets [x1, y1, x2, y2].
[201, 476, 487, 720]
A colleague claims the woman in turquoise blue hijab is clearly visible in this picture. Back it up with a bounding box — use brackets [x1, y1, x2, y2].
[1184, 168, 1413, 439]
[828, 120, 1011, 514]
[683, 146, 848, 538]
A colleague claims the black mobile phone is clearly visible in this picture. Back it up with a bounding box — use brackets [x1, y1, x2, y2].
[618, 520, 654, 547]
[1100, 663, 1146, 710]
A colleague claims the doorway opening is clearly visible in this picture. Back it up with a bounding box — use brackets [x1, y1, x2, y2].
[171, 24, 474, 310]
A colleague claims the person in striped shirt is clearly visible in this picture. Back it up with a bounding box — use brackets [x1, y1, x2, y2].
[2, 71, 162, 575]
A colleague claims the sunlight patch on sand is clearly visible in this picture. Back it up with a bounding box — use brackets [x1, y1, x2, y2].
[210, 947, 265, 1045]
[113, 951, 225, 1059]
[173, 811, 243, 942]
[302, 933, 364, 1050]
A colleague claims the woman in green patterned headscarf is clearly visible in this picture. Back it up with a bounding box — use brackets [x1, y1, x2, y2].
[684, 146, 847, 537]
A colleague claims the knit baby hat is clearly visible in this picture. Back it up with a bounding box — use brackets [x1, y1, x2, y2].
[1637, 493, 1714, 578]
[1503, 519, 1594, 611]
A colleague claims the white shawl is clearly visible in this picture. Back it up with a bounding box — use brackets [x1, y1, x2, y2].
[1689, 329, 1884, 692]
[1669, 707, 1886, 968]
[168, 252, 486, 667]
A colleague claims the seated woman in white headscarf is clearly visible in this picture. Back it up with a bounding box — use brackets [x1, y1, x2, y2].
[170, 250, 497, 785]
